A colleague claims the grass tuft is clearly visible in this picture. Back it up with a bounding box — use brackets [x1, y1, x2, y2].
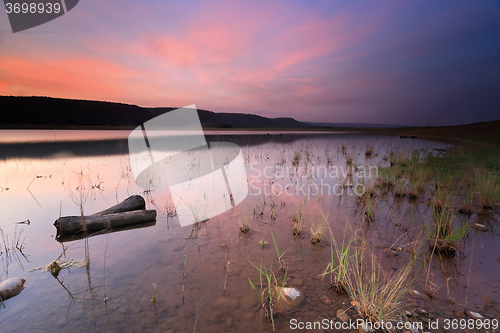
[475, 172, 500, 209]
[238, 210, 253, 234]
[310, 215, 327, 244]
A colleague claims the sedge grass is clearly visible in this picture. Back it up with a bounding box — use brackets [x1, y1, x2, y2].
[247, 260, 288, 331]
[427, 206, 469, 256]
[238, 210, 252, 234]
[342, 241, 414, 329]
[321, 229, 352, 294]
[310, 215, 327, 244]
[475, 172, 500, 209]
[271, 231, 286, 273]
[457, 183, 474, 215]
[291, 201, 306, 236]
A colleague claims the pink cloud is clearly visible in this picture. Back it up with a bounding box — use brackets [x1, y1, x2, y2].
[0, 57, 135, 101]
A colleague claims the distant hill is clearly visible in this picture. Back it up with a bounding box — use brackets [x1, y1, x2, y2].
[305, 122, 403, 128]
[395, 119, 500, 141]
[0, 96, 311, 129]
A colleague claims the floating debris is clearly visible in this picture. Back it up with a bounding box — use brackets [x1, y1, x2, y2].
[28, 258, 88, 276]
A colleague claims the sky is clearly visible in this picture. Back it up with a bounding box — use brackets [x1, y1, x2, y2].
[1, 0, 500, 126]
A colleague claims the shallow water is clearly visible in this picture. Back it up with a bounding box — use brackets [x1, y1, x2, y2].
[0, 130, 498, 333]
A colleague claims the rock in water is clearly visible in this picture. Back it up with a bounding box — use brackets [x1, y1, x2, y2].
[471, 223, 488, 232]
[336, 308, 351, 322]
[383, 248, 398, 256]
[0, 277, 26, 300]
[465, 310, 484, 320]
[272, 286, 305, 313]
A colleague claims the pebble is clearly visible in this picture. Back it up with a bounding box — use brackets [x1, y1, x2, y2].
[383, 248, 398, 256]
[213, 297, 239, 310]
[465, 310, 484, 320]
[471, 223, 488, 232]
[0, 277, 25, 300]
[320, 295, 332, 306]
[409, 289, 430, 301]
[272, 286, 305, 313]
[416, 308, 428, 316]
[240, 295, 259, 310]
[336, 309, 350, 322]
[481, 295, 498, 306]
[243, 312, 255, 321]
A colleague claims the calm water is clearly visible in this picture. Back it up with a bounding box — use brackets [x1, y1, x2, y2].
[0, 130, 498, 333]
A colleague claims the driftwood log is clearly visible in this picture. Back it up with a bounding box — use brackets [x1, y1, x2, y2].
[54, 195, 156, 242]
[91, 195, 146, 216]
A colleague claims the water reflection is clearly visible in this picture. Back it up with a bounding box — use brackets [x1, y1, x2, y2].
[0, 130, 498, 332]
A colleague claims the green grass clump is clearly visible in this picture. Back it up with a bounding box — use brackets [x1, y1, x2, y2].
[291, 201, 306, 235]
[427, 206, 469, 256]
[321, 230, 352, 294]
[475, 172, 500, 209]
[310, 216, 327, 244]
[248, 234, 288, 331]
[334, 237, 414, 329]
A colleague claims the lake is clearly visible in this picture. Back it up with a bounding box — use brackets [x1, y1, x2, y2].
[0, 130, 498, 333]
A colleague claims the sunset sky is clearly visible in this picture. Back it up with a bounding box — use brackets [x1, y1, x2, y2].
[1, 0, 499, 126]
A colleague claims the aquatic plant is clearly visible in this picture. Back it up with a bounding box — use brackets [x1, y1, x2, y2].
[258, 237, 268, 248]
[291, 201, 306, 236]
[321, 230, 352, 294]
[343, 241, 414, 329]
[365, 143, 374, 157]
[310, 215, 327, 244]
[271, 232, 286, 274]
[166, 199, 177, 217]
[363, 194, 376, 223]
[457, 184, 474, 215]
[182, 255, 187, 303]
[238, 210, 252, 234]
[428, 206, 469, 256]
[247, 260, 288, 331]
[432, 178, 456, 210]
[475, 172, 500, 209]
[292, 151, 301, 168]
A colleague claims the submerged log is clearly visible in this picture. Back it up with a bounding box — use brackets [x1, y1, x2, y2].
[54, 195, 156, 242]
[56, 220, 156, 242]
[55, 210, 157, 234]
